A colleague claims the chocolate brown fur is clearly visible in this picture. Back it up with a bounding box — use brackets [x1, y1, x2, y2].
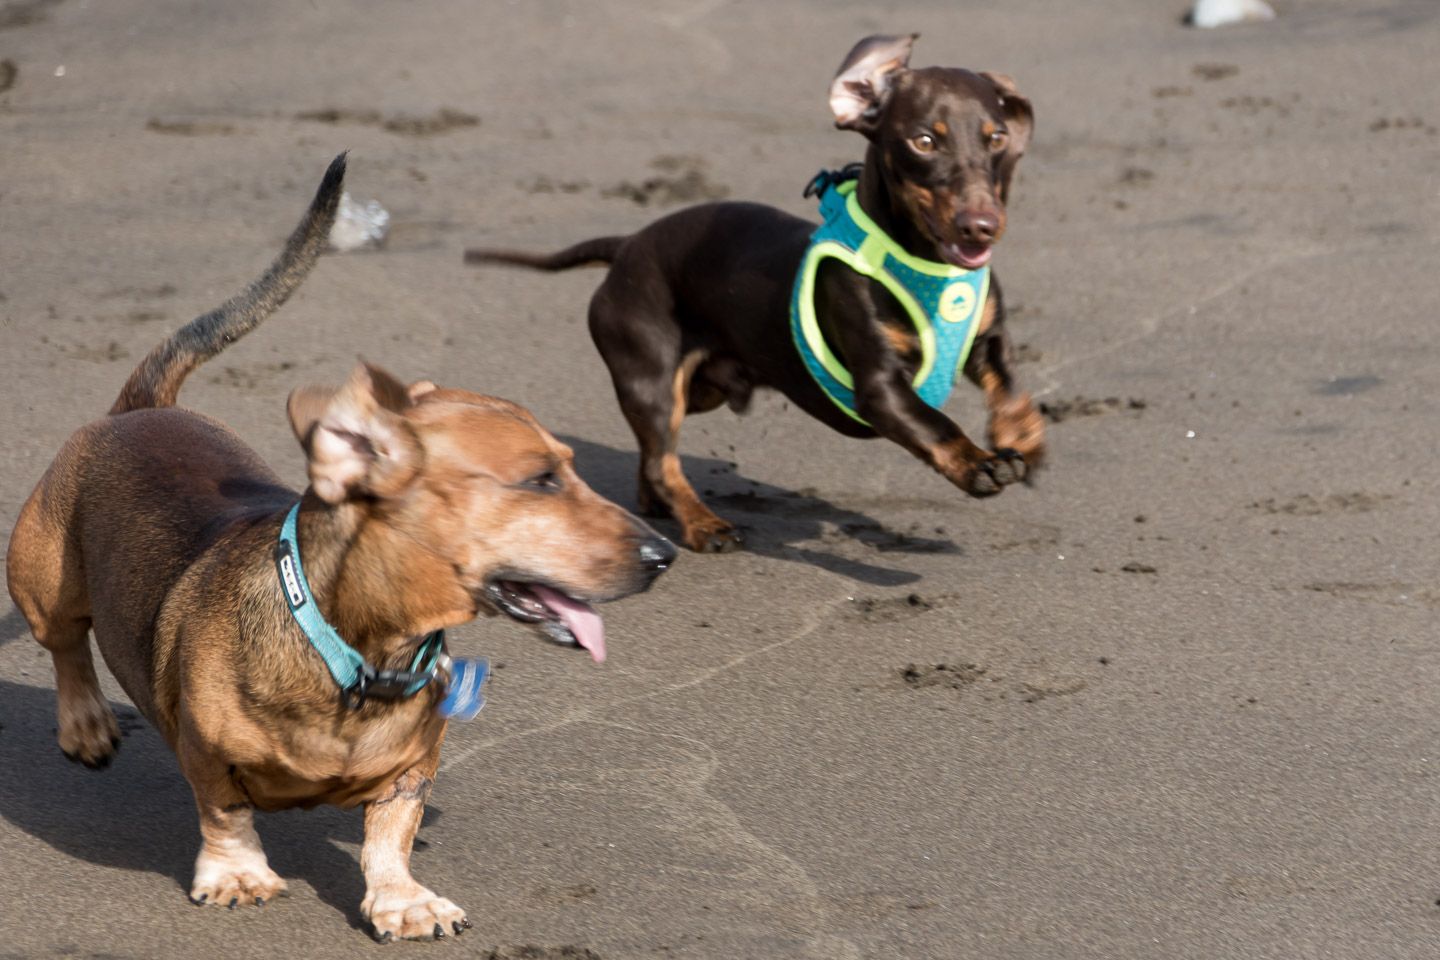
[467, 35, 1045, 552]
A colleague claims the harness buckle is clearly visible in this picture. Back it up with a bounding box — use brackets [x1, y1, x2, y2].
[803, 163, 865, 199]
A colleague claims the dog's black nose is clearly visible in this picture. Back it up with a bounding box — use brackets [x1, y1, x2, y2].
[956, 210, 999, 244]
[638, 536, 678, 574]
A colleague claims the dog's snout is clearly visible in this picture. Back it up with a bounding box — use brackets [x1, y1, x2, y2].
[956, 210, 999, 244]
[637, 535, 678, 575]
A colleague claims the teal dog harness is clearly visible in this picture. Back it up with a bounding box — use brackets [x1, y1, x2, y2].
[789, 167, 990, 425]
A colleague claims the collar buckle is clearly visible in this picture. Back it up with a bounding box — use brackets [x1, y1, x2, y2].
[340, 632, 446, 709]
[278, 504, 450, 710]
[360, 667, 411, 704]
[342, 662, 438, 709]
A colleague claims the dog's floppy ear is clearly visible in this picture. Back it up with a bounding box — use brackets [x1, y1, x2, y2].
[829, 33, 917, 132]
[288, 362, 422, 504]
[981, 72, 1034, 203]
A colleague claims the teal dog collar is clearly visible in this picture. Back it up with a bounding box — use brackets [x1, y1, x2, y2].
[275, 503, 463, 711]
[790, 166, 990, 424]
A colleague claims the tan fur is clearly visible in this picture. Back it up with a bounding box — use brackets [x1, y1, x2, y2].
[6, 166, 668, 940]
[881, 322, 920, 357]
[980, 369, 1046, 466]
[658, 452, 735, 551]
[668, 350, 707, 445]
[977, 292, 998, 337]
[6, 369, 662, 936]
[630, 350, 740, 552]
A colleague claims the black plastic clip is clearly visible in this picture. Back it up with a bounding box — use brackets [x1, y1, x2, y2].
[803, 163, 865, 199]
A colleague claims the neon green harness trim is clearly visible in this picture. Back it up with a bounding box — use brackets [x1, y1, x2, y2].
[790, 177, 991, 424]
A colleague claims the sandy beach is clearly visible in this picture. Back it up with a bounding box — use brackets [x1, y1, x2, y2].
[2, 1, 1438, 957]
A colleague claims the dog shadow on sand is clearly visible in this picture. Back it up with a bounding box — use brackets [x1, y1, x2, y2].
[563, 436, 962, 587]
[0, 665, 439, 933]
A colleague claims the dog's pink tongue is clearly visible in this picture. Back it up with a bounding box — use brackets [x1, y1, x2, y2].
[531, 585, 606, 663]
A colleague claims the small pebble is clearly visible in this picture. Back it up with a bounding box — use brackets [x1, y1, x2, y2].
[1186, 0, 1276, 29]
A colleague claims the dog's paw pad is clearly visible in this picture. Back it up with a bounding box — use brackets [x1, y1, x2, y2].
[962, 464, 1003, 497]
[365, 887, 468, 942]
[962, 451, 1029, 496]
[57, 698, 121, 769]
[692, 529, 743, 553]
[681, 516, 744, 553]
[190, 861, 287, 908]
[992, 448, 1028, 484]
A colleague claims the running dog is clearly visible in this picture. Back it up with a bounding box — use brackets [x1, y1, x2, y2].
[466, 34, 1044, 552]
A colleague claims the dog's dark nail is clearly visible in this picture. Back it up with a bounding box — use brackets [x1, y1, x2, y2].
[227, 897, 239, 910]
[374, 930, 394, 944]
[191, 893, 208, 905]
[433, 923, 445, 939]
[254, 897, 265, 907]
[453, 919, 468, 935]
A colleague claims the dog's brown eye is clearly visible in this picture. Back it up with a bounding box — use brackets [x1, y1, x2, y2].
[988, 130, 1008, 151]
[524, 471, 562, 492]
[909, 133, 936, 154]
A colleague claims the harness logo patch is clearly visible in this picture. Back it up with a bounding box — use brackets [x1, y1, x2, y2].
[938, 281, 977, 324]
[277, 545, 307, 609]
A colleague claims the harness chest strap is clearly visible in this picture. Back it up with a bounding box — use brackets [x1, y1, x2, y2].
[789, 174, 991, 425]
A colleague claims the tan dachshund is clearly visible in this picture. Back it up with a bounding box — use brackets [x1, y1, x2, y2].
[6, 155, 675, 941]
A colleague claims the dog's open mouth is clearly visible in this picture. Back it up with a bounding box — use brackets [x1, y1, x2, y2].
[485, 580, 606, 663]
[941, 242, 993, 270]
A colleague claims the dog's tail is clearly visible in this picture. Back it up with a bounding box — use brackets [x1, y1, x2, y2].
[462, 236, 626, 272]
[109, 154, 347, 415]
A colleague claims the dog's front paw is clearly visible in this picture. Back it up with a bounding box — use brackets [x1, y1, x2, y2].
[190, 853, 287, 909]
[363, 884, 470, 942]
[960, 450, 1027, 497]
[989, 393, 1046, 469]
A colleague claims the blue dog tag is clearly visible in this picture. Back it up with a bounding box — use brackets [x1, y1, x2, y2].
[436, 656, 489, 721]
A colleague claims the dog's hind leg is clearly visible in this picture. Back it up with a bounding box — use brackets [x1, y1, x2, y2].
[589, 285, 741, 553]
[6, 484, 119, 769]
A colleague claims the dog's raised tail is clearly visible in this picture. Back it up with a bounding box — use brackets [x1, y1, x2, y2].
[109, 153, 347, 415]
[463, 236, 625, 272]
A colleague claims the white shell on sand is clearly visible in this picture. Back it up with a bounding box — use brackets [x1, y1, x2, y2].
[1187, 0, 1276, 28]
[327, 191, 390, 252]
